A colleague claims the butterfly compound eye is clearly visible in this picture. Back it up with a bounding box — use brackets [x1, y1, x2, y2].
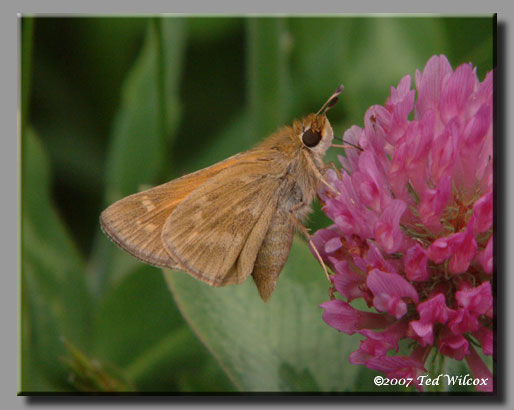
[302, 129, 322, 148]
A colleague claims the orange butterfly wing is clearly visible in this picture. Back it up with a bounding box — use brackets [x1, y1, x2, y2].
[100, 150, 276, 269]
[161, 150, 290, 286]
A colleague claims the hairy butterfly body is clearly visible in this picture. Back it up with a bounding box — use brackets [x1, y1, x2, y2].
[101, 86, 343, 300]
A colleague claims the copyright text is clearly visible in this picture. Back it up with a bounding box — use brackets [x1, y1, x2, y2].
[373, 374, 489, 388]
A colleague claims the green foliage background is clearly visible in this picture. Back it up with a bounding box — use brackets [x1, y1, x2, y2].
[20, 16, 494, 393]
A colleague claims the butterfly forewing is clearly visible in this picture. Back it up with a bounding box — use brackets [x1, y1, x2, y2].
[100, 152, 265, 269]
[162, 153, 289, 286]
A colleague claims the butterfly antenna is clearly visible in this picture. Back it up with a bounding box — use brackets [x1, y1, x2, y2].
[316, 84, 344, 116]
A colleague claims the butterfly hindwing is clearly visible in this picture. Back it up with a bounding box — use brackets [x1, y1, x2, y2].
[162, 152, 289, 286]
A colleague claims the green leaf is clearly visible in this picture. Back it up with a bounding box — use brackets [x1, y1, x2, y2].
[247, 17, 290, 142]
[89, 18, 186, 295]
[187, 17, 242, 43]
[91, 265, 233, 392]
[92, 266, 183, 369]
[62, 338, 135, 392]
[103, 18, 185, 204]
[180, 111, 250, 173]
[21, 128, 91, 392]
[164, 239, 364, 392]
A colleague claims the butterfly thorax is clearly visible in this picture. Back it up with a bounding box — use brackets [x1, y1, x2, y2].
[253, 115, 332, 223]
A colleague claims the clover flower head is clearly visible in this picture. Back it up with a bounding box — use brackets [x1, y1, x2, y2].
[314, 55, 493, 392]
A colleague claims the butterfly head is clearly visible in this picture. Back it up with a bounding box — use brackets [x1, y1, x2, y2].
[297, 84, 343, 157]
[297, 113, 333, 157]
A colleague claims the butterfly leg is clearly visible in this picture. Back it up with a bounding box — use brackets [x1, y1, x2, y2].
[323, 161, 342, 179]
[289, 211, 331, 283]
[302, 150, 340, 195]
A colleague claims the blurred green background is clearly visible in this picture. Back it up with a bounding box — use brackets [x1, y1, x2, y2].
[20, 16, 494, 393]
